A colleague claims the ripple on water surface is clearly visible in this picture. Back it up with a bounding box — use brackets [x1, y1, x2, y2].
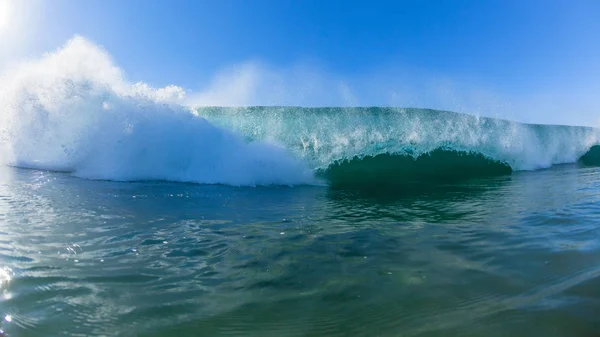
[0, 166, 599, 336]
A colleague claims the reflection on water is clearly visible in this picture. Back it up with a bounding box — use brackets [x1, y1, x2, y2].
[0, 165, 599, 336]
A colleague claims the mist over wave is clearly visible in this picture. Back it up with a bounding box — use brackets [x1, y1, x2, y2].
[0, 37, 313, 186]
[1, 36, 599, 187]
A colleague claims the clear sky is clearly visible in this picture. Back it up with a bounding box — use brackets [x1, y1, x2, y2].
[1, 0, 599, 125]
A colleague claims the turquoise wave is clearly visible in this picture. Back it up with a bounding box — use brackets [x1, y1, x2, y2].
[196, 107, 600, 185]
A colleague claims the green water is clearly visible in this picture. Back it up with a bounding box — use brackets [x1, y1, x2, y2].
[1, 163, 600, 336]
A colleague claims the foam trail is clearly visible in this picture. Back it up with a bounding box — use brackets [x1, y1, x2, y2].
[0, 37, 313, 186]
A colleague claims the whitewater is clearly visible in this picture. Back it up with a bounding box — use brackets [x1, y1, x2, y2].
[1, 36, 599, 186]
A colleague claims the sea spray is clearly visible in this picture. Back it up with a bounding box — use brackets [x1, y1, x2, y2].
[0, 37, 313, 186]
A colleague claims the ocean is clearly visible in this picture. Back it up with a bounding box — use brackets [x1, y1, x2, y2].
[1, 38, 600, 337]
[1, 103, 600, 336]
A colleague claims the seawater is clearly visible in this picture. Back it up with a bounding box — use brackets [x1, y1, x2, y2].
[1, 163, 600, 336]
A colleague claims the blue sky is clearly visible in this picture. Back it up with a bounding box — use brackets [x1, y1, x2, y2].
[1, 0, 600, 125]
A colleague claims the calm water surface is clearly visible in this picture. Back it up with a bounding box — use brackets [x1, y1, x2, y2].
[1, 165, 600, 336]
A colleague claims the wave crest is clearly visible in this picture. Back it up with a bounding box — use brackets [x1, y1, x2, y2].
[197, 106, 600, 173]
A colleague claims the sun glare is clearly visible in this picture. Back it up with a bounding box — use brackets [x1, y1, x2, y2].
[0, 0, 11, 34]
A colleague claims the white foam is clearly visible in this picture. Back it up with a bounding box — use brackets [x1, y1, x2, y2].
[0, 36, 313, 186]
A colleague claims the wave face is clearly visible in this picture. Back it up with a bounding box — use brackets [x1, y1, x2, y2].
[321, 150, 512, 187]
[579, 145, 600, 166]
[0, 38, 313, 186]
[196, 106, 600, 184]
[1, 37, 599, 187]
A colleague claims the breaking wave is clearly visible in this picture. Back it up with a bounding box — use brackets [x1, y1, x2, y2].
[1, 37, 599, 187]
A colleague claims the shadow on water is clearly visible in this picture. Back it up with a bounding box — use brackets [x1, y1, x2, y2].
[326, 177, 509, 204]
